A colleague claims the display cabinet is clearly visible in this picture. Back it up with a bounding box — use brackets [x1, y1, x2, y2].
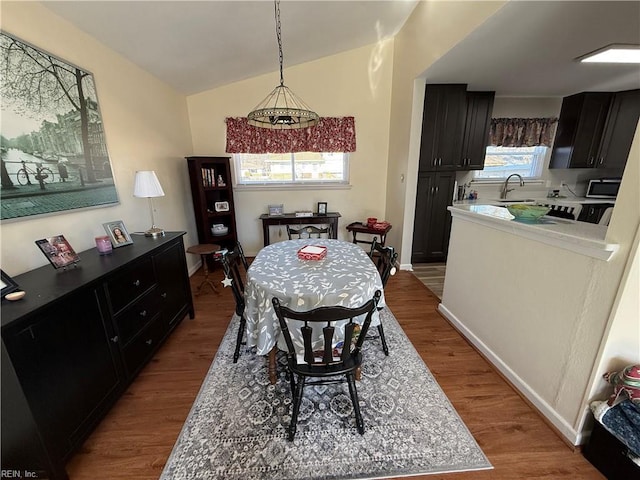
[186, 156, 238, 250]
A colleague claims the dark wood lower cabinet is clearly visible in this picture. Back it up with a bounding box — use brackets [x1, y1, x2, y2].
[1, 232, 194, 480]
[411, 172, 456, 263]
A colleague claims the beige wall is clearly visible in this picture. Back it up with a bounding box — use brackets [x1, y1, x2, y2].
[186, 43, 394, 256]
[385, 0, 507, 265]
[0, 2, 197, 275]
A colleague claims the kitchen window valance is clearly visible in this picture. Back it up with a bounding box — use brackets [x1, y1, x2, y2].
[225, 116, 356, 154]
[489, 117, 558, 147]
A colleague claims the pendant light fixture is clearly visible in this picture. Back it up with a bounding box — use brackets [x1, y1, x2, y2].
[247, 0, 319, 129]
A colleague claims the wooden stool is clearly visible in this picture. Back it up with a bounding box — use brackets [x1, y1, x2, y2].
[186, 244, 221, 295]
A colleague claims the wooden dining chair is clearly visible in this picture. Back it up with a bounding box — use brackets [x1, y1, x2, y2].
[368, 238, 398, 356]
[235, 240, 249, 272]
[286, 225, 332, 240]
[220, 248, 248, 363]
[272, 290, 381, 441]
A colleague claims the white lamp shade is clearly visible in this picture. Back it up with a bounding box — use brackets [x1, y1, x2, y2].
[133, 171, 165, 198]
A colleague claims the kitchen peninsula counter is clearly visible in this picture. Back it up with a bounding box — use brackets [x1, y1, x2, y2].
[448, 204, 618, 261]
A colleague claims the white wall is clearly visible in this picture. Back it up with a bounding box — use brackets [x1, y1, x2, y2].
[186, 43, 394, 256]
[0, 2, 198, 275]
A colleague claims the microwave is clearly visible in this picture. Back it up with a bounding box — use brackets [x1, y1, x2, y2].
[586, 178, 621, 199]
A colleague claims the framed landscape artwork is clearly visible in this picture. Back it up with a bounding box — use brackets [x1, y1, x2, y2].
[0, 31, 119, 221]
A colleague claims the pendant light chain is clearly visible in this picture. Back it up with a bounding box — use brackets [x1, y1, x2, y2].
[275, 0, 284, 86]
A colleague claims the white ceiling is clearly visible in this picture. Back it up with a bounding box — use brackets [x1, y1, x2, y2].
[43, 1, 640, 97]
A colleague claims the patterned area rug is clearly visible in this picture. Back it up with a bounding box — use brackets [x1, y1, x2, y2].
[161, 308, 491, 480]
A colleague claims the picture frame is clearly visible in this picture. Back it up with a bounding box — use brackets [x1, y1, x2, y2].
[317, 202, 328, 215]
[103, 220, 133, 247]
[35, 235, 81, 269]
[268, 204, 284, 216]
[214, 201, 230, 212]
[1, 270, 20, 298]
[0, 32, 119, 221]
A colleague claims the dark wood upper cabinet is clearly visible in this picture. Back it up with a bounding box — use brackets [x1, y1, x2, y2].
[419, 84, 467, 171]
[460, 91, 495, 170]
[596, 89, 640, 170]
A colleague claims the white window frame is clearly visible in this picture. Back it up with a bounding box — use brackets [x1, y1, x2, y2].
[474, 145, 547, 181]
[233, 152, 350, 188]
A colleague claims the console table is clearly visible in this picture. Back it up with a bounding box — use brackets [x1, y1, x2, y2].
[1, 232, 193, 480]
[346, 221, 392, 248]
[259, 212, 341, 246]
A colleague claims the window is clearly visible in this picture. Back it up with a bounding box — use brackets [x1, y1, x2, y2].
[234, 152, 349, 186]
[474, 146, 547, 180]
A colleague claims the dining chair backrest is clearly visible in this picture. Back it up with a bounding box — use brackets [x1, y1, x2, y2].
[272, 291, 381, 368]
[235, 240, 249, 271]
[287, 225, 332, 240]
[220, 249, 245, 316]
[369, 238, 398, 287]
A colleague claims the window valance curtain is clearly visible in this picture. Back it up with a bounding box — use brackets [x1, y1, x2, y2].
[225, 116, 356, 153]
[489, 117, 558, 147]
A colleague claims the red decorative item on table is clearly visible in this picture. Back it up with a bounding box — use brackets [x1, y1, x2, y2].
[371, 221, 391, 231]
[297, 245, 327, 261]
[366, 217, 377, 227]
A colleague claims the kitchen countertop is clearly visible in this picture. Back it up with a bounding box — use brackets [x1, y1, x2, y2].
[448, 204, 618, 261]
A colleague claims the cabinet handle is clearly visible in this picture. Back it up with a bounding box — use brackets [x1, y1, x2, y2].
[599, 157, 604, 165]
[133, 279, 140, 287]
[438, 158, 442, 166]
[139, 310, 147, 317]
[145, 339, 153, 346]
[435, 186, 439, 194]
[433, 157, 437, 166]
[589, 157, 595, 165]
[111, 335, 119, 343]
[161, 292, 167, 299]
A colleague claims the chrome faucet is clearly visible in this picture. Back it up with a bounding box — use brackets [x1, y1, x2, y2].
[500, 173, 524, 199]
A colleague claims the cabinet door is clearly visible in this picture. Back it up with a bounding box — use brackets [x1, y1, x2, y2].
[154, 240, 193, 329]
[3, 290, 122, 462]
[550, 92, 612, 168]
[419, 85, 466, 171]
[460, 91, 495, 170]
[597, 89, 640, 171]
[411, 172, 456, 263]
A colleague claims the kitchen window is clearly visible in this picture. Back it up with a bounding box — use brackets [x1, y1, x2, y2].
[233, 152, 349, 186]
[474, 146, 547, 180]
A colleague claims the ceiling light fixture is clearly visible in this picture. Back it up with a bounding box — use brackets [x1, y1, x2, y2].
[578, 44, 640, 64]
[247, 0, 319, 129]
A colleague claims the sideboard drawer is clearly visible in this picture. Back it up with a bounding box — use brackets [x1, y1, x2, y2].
[106, 258, 156, 314]
[122, 313, 165, 376]
[115, 290, 161, 346]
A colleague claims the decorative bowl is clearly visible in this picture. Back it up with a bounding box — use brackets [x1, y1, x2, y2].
[211, 224, 229, 236]
[506, 204, 551, 222]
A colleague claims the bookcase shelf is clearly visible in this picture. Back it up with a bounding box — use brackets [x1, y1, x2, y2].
[186, 156, 238, 250]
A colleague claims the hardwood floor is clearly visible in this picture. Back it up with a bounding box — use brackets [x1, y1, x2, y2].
[66, 266, 603, 479]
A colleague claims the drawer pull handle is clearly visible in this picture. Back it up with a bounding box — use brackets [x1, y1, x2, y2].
[139, 310, 147, 317]
[161, 292, 168, 299]
[111, 335, 119, 343]
[133, 279, 140, 287]
[145, 339, 153, 346]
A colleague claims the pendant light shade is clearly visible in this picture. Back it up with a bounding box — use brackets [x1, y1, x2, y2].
[247, 0, 318, 129]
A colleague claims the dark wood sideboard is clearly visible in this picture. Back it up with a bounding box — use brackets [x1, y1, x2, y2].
[1, 232, 194, 480]
[259, 212, 341, 246]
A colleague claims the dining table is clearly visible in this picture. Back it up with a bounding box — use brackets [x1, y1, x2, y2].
[243, 238, 386, 384]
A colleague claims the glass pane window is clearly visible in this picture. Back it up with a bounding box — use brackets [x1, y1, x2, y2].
[234, 152, 349, 185]
[474, 146, 547, 179]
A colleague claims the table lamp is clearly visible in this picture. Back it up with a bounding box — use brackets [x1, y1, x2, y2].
[133, 170, 165, 237]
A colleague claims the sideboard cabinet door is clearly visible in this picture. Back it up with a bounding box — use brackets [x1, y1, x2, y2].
[154, 240, 193, 330]
[3, 289, 122, 462]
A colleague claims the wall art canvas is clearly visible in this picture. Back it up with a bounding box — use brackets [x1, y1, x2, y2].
[0, 31, 119, 221]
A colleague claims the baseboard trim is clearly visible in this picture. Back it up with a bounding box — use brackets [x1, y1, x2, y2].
[438, 302, 582, 446]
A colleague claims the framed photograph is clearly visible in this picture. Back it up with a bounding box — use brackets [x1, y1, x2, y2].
[214, 201, 230, 212]
[268, 204, 284, 216]
[0, 32, 119, 221]
[35, 235, 81, 269]
[103, 220, 133, 247]
[1, 270, 20, 298]
[317, 202, 328, 215]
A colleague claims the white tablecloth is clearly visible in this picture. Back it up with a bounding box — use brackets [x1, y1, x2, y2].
[244, 239, 385, 355]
